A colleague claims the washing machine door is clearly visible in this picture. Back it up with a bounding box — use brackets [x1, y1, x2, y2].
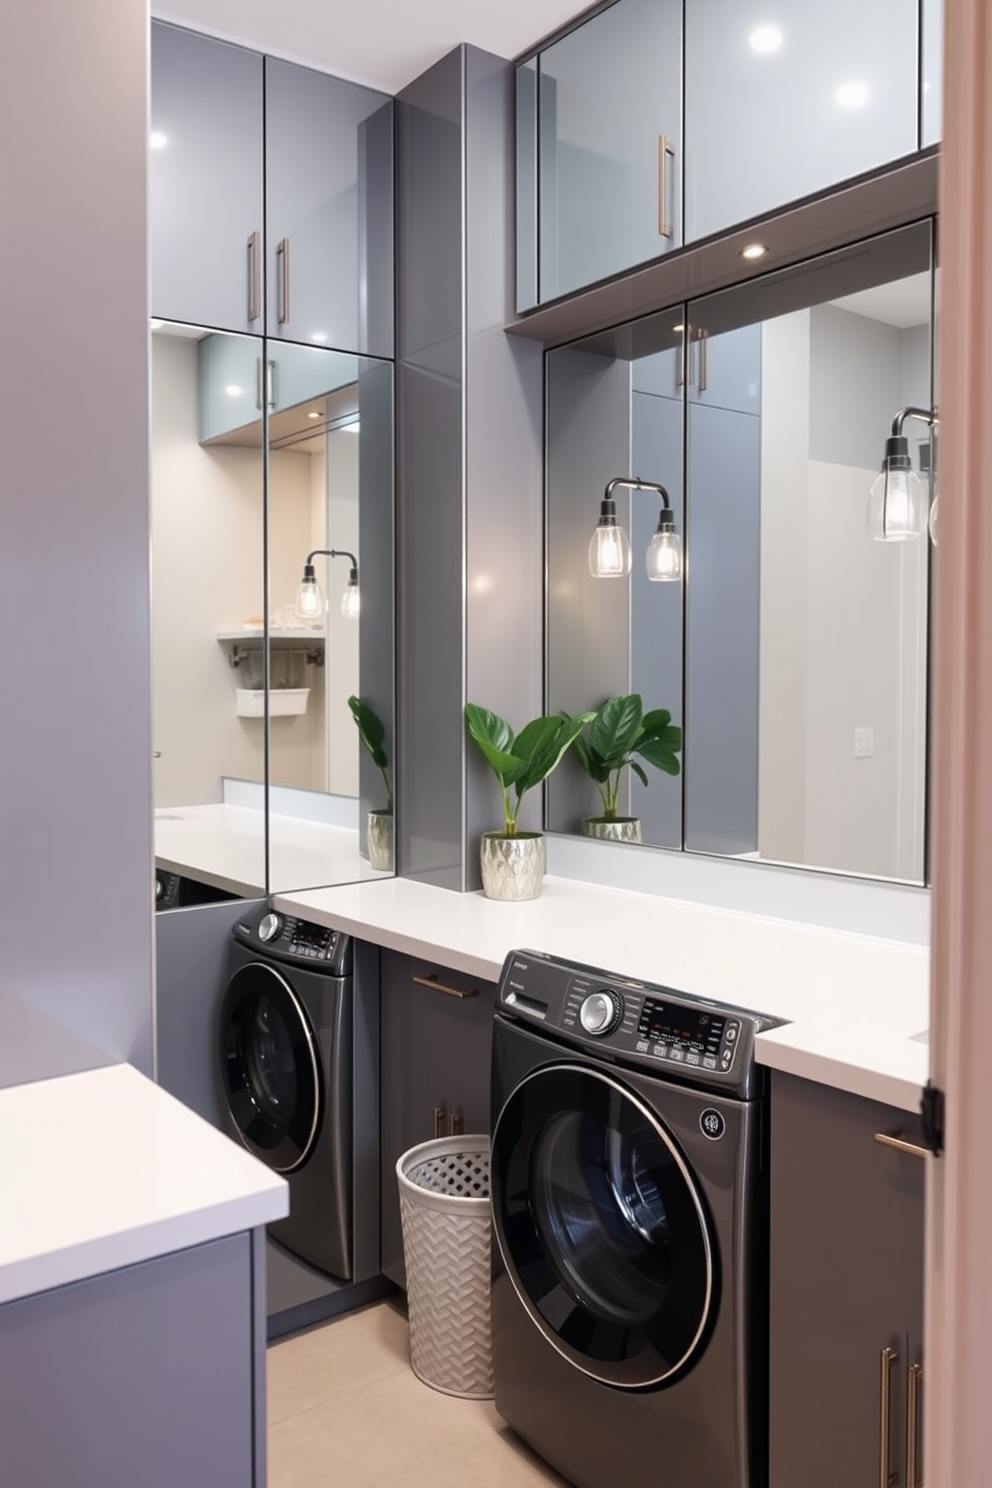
[219, 962, 321, 1174]
[491, 1062, 716, 1390]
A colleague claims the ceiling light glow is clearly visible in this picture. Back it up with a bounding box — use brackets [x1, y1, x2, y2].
[836, 81, 869, 108]
[749, 25, 782, 54]
[149, 131, 168, 149]
[741, 242, 768, 261]
[225, 384, 243, 397]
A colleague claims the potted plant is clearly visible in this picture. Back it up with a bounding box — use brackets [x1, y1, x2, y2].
[348, 694, 393, 871]
[571, 693, 682, 843]
[464, 703, 593, 900]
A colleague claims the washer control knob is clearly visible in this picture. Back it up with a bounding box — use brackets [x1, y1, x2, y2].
[579, 990, 622, 1036]
[258, 912, 283, 943]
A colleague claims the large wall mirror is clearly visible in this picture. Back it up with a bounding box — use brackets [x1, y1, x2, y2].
[547, 219, 934, 883]
[151, 326, 394, 907]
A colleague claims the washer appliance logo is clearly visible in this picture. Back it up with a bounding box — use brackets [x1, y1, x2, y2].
[699, 1109, 726, 1141]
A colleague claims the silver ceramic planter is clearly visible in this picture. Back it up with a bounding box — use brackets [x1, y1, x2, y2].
[479, 831, 545, 901]
[367, 810, 394, 871]
[582, 816, 642, 844]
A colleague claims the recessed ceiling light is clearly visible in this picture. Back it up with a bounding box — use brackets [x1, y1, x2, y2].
[149, 131, 168, 149]
[225, 384, 242, 397]
[741, 242, 768, 260]
[836, 81, 869, 108]
[672, 322, 685, 332]
[749, 25, 782, 54]
[307, 411, 321, 420]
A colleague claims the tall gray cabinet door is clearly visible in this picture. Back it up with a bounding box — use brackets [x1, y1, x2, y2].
[150, 23, 263, 332]
[769, 1073, 925, 1488]
[538, 0, 682, 302]
[684, 0, 919, 243]
[379, 951, 496, 1288]
[684, 399, 760, 855]
[265, 60, 394, 357]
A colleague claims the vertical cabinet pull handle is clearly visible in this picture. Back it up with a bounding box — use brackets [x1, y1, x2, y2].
[247, 231, 261, 322]
[277, 236, 291, 325]
[907, 1362, 922, 1488]
[450, 1109, 464, 1137]
[879, 1347, 898, 1488]
[695, 328, 709, 392]
[432, 1106, 447, 1140]
[657, 135, 675, 239]
[254, 356, 262, 412]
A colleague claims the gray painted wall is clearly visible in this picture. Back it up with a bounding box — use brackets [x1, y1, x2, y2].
[396, 46, 543, 890]
[0, 0, 153, 1086]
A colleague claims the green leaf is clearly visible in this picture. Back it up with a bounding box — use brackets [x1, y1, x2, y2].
[513, 715, 563, 765]
[464, 703, 514, 755]
[348, 695, 388, 770]
[515, 712, 593, 798]
[636, 736, 682, 776]
[639, 708, 673, 740]
[630, 760, 649, 789]
[589, 694, 643, 765]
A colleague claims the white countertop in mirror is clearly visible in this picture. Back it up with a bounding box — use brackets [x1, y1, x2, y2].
[155, 803, 389, 897]
[275, 876, 930, 1111]
[0, 1063, 287, 1306]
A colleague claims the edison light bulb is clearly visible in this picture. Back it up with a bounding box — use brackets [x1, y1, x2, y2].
[296, 574, 324, 620]
[341, 580, 361, 619]
[589, 522, 631, 577]
[646, 527, 683, 582]
[867, 468, 926, 541]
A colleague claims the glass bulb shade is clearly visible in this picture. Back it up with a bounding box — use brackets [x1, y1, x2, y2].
[589, 522, 631, 577]
[867, 467, 927, 541]
[296, 577, 324, 619]
[928, 496, 939, 547]
[340, 582, 361, 619]
[646, 528, 683, 582]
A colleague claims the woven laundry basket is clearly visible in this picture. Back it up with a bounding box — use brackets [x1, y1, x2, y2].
[396, 1135, 493, 1399]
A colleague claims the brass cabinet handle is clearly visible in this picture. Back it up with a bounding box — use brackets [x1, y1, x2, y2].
[875, 1129, 929, 1160]
[658, 134, 675, 239]
[412, 974, 478, 1000]
[277, 236, 291, 324]
[879, 1347, 898, 1488]
[432, 1106, 447, 1140]
[907, 1362, 923, 1488]
[247, 230, 261, 322]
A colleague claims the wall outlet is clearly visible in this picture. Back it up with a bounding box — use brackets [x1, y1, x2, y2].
[854, 726, 874, 759]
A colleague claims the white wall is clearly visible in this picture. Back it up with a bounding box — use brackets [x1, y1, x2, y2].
[0, 0, 154, 1084]
[324, 429, 360, 797]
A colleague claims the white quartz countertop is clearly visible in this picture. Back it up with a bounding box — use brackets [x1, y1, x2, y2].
[276, 876, 930, 1112]
[155, 804, 388, 898]
[0, 1063, 288, 1307]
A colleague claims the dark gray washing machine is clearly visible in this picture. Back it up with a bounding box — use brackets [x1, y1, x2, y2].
[490, 949, 780, 1488]
[219, 904, 375, 1299]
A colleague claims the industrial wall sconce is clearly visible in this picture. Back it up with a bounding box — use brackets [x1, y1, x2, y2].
[868, 407, 938, 543]
[589, 477, 682, 582]
[296, 548, 361, 620]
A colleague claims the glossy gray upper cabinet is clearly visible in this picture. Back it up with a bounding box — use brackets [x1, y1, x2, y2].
[532, 0, 682, 304]
[684, 0, 919, 243]
[922, 0, 944, 146]
[265, 60, 394, 357]
[150, 23, 263, 332]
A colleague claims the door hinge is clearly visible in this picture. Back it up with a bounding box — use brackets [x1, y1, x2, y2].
[920, 1079, 945, 1157]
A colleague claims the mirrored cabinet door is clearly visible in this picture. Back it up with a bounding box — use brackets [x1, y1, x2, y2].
[151, 326, 267, 907]
[684, 0, 918, 243]
[537, 0, 682, 302]
[150, 24, 263, 333]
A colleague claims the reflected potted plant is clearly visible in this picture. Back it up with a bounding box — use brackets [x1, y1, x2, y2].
[465, 703, 593, 900]
[571, 693, 682, 843]
[348, 694, 393, 871]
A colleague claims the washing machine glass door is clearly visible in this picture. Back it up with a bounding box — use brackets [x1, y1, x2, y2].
[219, 962, 321, 1174]
[492, 1063, 715, 1389]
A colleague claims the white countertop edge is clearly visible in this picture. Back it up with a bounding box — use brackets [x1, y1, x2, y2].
[755, 1032, 927, 1113]
[0, 1193, 288, 1309]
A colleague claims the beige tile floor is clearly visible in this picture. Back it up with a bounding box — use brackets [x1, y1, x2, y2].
[267, 1299, 571, 1488]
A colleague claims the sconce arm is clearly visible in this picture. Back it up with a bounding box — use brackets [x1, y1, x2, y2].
[306, 547, 359, 572]
[604, 477, 672, 511]
[890, 407, 938, 438]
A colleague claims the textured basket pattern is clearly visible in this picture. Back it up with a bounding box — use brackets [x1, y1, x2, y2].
[398, 1138, 494, 1399]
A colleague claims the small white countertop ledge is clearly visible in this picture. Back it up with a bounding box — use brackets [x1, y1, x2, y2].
[0, 1063, 288, 1307]
[277, 875, 930, 1113]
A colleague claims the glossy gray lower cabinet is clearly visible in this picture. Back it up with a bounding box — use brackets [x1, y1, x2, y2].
[769, 1072, 924, 1488]
[684, 0, 919, 243]
[379, 951, 496, 1288]
[533, 0, 682, 304]
[265, 59, 393, 356]
[0, 1232, 264, 1488]
[150, 22, 263, 333]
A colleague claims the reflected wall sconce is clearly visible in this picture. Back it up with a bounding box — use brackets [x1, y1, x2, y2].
[589, 477, 682, 582]
[868, 406, 938, 543]
[296, 548, 360, 620]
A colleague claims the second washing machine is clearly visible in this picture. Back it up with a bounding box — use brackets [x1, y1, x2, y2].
[490, 948, 779, 1488]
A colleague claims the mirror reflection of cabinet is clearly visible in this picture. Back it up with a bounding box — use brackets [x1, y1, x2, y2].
[546, 219, 933, 883]
[151, 328, 395, 905]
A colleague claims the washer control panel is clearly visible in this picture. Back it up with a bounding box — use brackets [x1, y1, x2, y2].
[500, 949, 781, 1097]
[234, 906, 351, 975]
